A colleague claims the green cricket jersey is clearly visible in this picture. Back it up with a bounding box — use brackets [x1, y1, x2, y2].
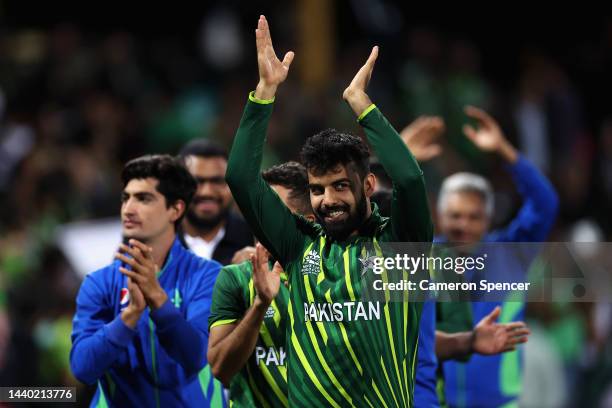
[226, 93, 433, 407]
[208, 261, 289, 407]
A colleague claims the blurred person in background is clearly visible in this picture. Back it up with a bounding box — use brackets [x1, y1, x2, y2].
[179, 139, 254, 265]
[70, 155, 224, 407]
[375, 120, 531, 407]
[436, 106, 558, 407]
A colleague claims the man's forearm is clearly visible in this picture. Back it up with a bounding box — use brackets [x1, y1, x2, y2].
[209, 298, 269, 385]
[70, 316, 137, 384]
[344, 90, 373, 118]
[498, 140, 518, 164]
[435, 330, 474, 361]
[225, 97, 303, 264]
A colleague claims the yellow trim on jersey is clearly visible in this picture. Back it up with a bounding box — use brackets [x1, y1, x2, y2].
[288, 302, 341, 408]
[380, 356, 401, 408]
[248, 91, 275, 104]
[384, 303, 407, 406]
[257, 360, 289, 407]
[247, 368, 271, 408]
[271, 299, 281, 328]
[303, 311, 353, 405]
[249, 280, 255, 305]
[303, 237, 329, 345]
[210, 319, 238, 328]
[403, 293, 410, 394]
[372, 379, 389, 408]
[324, 289, 332, 303]
[338, 322, 363, 375]
[303, 275, 328, 345]
[324, 284, 363, 375]
[357, 103, 377, 121]
[364, 395, 376, 408]
[412, 332, 419, 379]
[259, 324, 275, 349]
[343, 247, 356, 301]
[315, 236, 326, 284]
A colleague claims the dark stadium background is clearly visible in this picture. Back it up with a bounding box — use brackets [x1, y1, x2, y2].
[0, 1, 610, 406]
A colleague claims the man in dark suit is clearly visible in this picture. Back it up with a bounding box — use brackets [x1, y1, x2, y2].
[179, 139, 254, 265]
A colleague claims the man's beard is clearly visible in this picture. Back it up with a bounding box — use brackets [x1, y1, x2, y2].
[315, 194, 368, 241]
[186, 198, 232, 232]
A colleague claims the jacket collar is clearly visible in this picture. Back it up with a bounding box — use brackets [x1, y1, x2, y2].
[158, 236, 185, 277]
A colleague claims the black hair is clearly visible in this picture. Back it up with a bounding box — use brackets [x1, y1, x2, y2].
[178, 139, 228, 161]
[262, 161, 312, 216]
[121, 154, 197, 230]
[370, 161, 392, 191]
[299, 129, 370, 179]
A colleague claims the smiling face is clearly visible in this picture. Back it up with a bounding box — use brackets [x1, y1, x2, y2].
[308, 164, 375, 240]
[121, 178, 182, 244]
[183, 155, 233, 231]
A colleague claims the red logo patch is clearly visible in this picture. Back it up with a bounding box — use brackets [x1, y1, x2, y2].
[120, 288, 130, 306]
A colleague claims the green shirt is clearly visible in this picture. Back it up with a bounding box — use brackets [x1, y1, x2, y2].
[226, 94, 433, 408]
[209, 262, 289, 408]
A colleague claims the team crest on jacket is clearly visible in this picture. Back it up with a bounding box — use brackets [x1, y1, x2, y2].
[301, 250, 320, 275]
[120, 288, 130, 309]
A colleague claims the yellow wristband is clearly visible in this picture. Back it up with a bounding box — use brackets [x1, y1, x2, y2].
[357, 104, 377, 121]
[249, 91, 275, 105]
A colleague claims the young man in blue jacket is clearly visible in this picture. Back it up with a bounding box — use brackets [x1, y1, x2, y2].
[70, 154, 224, 407]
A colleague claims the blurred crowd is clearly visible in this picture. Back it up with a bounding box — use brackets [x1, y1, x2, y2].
[0, 3, 610, 407]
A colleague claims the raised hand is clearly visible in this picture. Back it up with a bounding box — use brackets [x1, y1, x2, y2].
[250, 243, 282, 306]
[463, 106, 518, 163]
[400, 116, 445, 162]
[116, 239, 168, 310]
[254, 15, 295, 100]
[472, 306, 530, 355]
[343, 46, 378, 117]
[231, 246, 256, 265]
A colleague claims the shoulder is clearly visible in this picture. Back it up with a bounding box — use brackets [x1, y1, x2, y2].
[220, 261, 252, 285]
[84, 261, 119, 287]
[222, 260, 252, 274]
[77, 261, 120, 303]
[295, 214, 323, 238]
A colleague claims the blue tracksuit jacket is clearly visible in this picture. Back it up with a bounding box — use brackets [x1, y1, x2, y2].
[70, 237, 226, 407]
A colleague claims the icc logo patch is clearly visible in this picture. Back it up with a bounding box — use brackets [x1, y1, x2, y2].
[264, 306, 275, 319]
[301, 250, 321, 275]
[120, 288, 130, 309]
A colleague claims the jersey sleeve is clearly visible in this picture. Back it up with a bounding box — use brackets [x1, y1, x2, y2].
[225, 94, 307, 267]
[359, 106, 433, 243]
[208, 264, 249, 329]
[488, 155, 559, 242]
